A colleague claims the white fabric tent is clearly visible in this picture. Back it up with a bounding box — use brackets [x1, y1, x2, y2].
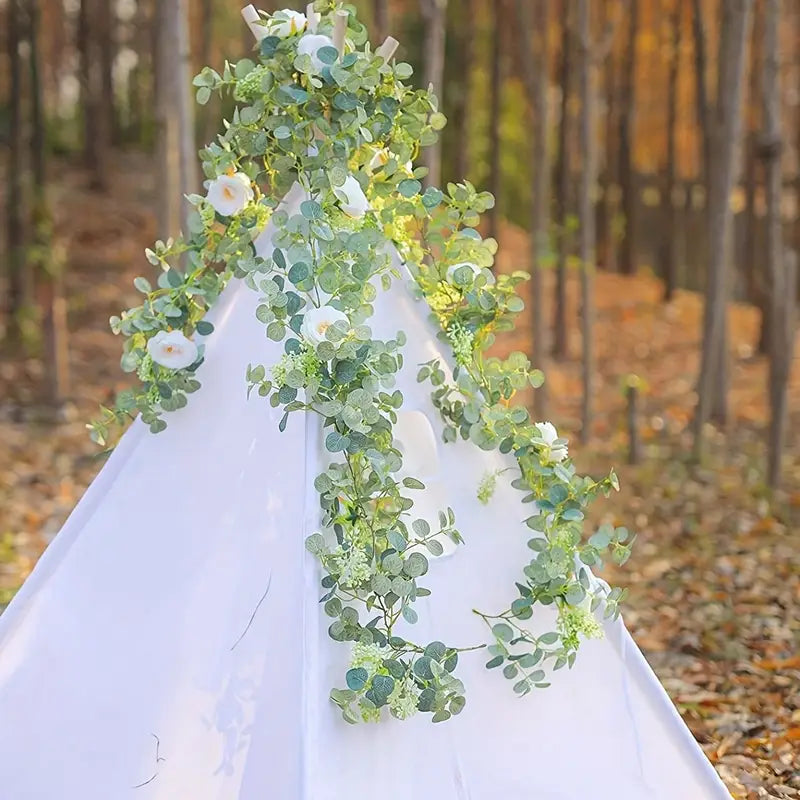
[0, 187, 731, 799]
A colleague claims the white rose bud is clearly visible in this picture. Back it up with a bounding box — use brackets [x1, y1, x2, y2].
[336, 175, 369, 218]
[206, 172, 254, 217]
[536, 421, 569, 463]
[146, 330, 198, 370]
[266, 9, 306, 38]
[297, 33, 336, 71]
[301, 305, 349, 347]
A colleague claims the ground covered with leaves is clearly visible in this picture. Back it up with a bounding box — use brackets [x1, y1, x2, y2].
[1, 156, 798, 797]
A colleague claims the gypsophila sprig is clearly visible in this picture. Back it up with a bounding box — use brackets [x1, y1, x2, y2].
[92, 1, 632, 724]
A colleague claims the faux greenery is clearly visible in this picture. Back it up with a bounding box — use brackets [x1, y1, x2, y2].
[90, 1, 632, 725]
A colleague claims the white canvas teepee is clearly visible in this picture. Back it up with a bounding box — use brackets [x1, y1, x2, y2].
[0, 184, 730, 799]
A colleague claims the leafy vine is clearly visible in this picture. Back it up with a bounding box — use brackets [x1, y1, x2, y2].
[91, 1, 632, 724]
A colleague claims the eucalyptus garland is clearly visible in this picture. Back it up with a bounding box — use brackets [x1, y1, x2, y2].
[91, 1, 632, 725]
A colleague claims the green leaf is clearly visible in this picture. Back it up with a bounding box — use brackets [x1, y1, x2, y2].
[196, 86, 211, 105]
[398, 179, 422, 198]
[346, 668, 369, 691]
[133, 277, 152, 293]
[317, 45, 339, 65]
[274, 125, 292, 140]
[485, 655, 504, 669]
[195, 320, 214, 336]
[394, 62, 413, 80]
[492, 623, 513, 642]
[325, 431, 350, 452]
[300, 200, 323, 220]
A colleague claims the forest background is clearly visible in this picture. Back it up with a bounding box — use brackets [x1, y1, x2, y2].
[0, 0, 798, 796]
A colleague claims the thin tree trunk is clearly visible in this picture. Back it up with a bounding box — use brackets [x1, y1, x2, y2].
[156, 0, 197, 240]
[617, 0, 638, 275]
[577, 0, 597, 442]
[453, 0, 475, 180]
[516, 0, 551, 419]
[79, 0, 111, 190]
[373, 0, 389, 43]
[420, 0, 448, 189]
[29, 0, 70, 405]
[691, 0, 712, 190]
[201, 0, 216, 145]
[553, 0, 572, 360]
[663, 0, 682, 301]
[597, 0, 617, 272]
[99, 0, 117, 144]
[762, 0, 790, 487]
[693, 0, 752, 455]
[6, 0, 28, 338]
[487, 0, 504, 241]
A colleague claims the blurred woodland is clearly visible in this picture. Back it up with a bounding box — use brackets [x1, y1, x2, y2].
[0, 0, 799, 797]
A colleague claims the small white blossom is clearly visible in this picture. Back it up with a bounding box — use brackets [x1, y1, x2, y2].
[206, 172, 253, 217]
[297, 33, 336, 71]
[265, 9, 306, 38]
[335, 175, 370, 218]
[301, 305, 349, 347]
[350, 641, 389, 675]
[146, 330, 198, 370]
[537, 421, 569, 463]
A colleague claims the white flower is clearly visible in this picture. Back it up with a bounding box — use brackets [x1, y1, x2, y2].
[335, 175, 369, 218]
[146, 330, 198, 370]
[393, 410, 440, 481]
[206, 172, 253, 217]
[301, 305, 349, 346]
[537, 421, 569, 463]
[297, 33, 336, 71]
[265, 9, 306, 38]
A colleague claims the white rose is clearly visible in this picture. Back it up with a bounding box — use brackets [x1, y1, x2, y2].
[266, 9, 306, 38]
[206, 172, 254, 217]
[146, 330, 198, 370]
[301, 305, 349, 346]
[537, 421, 569, 463]
[297, 33, 336, 71]
[336, 175, 369, 218]
[392, 410, 440, 481]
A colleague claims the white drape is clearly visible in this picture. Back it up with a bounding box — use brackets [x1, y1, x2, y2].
[0, 186, 730, 799]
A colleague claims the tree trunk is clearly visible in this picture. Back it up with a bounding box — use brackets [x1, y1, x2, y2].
[99, 0, 118, 144]
[553, 0, 572, 360]
[597, 0, 617, 272]
[453, 0, 476, 180]
[762, 0, 791, 487]
[617, 0, 638, 275]
[693, 0, 752, 455]
[201, 0, 217, 146]
[516, 0, 551, 420]
[5, 0, 28, 339]
[373, 0, 389, 43]
[420, 0, 448, 190]
[487, 0, 504, 241]
[155, 0, 197, 241]
[79, 0, 111, 190]
[691, 0, 712, 190]
[663, 0, 682, 302]
[577, 0, 597, 442]
[29, 0, 70, 405]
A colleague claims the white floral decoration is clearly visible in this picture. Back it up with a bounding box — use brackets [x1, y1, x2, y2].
[206, 172, 253, 217]
[335, 175, 370, 218]
[146, 331, 198, 370]
[300, 305, 349, 347]
[536, 421, 569, 463]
